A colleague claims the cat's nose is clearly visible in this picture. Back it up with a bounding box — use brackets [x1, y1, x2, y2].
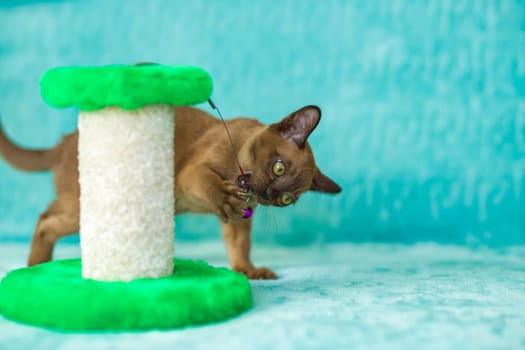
[261, 188, 272, 200]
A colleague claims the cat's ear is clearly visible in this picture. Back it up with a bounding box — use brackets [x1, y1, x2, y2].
[310, 168, 341, 193]
[272, 105, 321, 147]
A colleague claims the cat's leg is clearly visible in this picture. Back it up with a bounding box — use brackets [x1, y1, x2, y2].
[27, 195, 79, 266]
[221, 219, 277, 279]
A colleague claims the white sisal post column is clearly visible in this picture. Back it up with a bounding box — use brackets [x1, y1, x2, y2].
[78, 105, 175, 281]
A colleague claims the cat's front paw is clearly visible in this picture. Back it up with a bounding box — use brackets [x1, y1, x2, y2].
[215, 180, 249, 223]
[234, 265, 278, 280]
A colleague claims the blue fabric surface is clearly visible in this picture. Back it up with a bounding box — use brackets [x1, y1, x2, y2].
[0, 0, 524, 245]
[0, 242, 524, 350]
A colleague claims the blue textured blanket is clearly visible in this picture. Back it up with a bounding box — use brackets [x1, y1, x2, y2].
[1, 242, 523, 350]
[1, 1, 524, 349]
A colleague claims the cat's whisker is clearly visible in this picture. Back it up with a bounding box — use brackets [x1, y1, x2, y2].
[264, 208, 274, 234]
[262, 206, 278, 239]
[269, 209, 282, 245]
[258, 207, 266, 233]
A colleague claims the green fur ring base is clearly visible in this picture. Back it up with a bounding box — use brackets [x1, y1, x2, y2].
[0, 259, 252, 331]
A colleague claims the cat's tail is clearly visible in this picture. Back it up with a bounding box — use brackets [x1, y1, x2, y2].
[0, 114, 56, 172]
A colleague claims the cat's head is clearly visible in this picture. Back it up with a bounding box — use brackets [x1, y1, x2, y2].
[240, 105, 341, 207]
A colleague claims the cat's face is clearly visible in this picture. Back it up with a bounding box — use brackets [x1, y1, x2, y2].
[241, 106, 341, 207]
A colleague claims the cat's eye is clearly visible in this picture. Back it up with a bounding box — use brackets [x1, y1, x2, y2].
[280, 193, 294, 206]
[272, 160, 286, 176]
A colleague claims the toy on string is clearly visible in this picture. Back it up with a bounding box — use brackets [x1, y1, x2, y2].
[208, 98, 255, 219]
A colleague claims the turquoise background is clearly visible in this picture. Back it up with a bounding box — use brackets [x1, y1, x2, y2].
[0, 0, 524, 246]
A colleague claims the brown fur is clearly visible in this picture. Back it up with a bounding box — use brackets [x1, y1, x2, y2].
[0, 105, 340, 279]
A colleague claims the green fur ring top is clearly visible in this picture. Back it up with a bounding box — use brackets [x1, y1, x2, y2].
[40, 64, 213, 111]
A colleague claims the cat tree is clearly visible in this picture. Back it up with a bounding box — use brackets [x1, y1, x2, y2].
[0, 64, 252, 330]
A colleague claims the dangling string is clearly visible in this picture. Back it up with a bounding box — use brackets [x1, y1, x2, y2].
[208, 99, 254, 218]
[208, 99, 245, 176]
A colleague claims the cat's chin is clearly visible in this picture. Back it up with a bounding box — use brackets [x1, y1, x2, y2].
[255, 196, 273, 206]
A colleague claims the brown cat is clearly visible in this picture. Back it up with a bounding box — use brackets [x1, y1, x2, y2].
[0, 105, 341, 279]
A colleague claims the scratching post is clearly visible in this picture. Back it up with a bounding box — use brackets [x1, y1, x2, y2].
[78, 105, 174, 280]
[0, 64, 253, 330]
